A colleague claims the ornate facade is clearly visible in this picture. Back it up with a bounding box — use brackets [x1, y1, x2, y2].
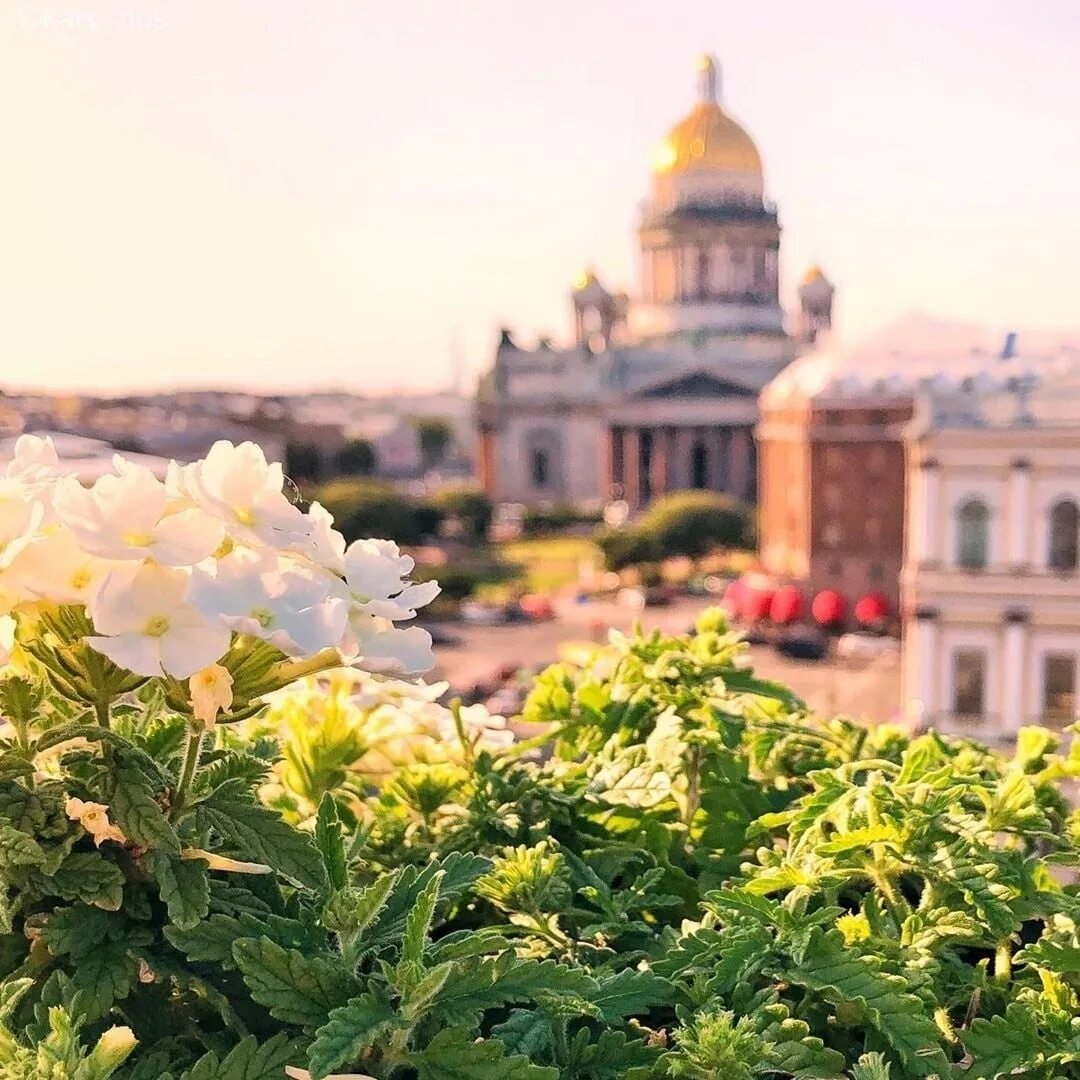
[902, 367, 1080, 740]
[477, 56, 828, 510]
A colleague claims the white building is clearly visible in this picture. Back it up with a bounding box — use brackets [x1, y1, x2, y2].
[476, 55, 830, 510]
[902, 358, 1080, 741]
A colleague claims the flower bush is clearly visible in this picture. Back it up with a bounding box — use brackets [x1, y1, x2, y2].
[3, 440, 1080, 1079]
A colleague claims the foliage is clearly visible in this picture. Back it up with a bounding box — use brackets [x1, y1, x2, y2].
[285, 441, 324, 483]
[522, 505, 603, 538]
[411, 418, 454, 471]
[334, 439, 378, 477]
[597, 490, 752, 569]
[8, 607, 1080, 1078]
[310, 479, 428, 545]
[430, 487, 493, 542]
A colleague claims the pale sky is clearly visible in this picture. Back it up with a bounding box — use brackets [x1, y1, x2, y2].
[3, 0, 1079, 394]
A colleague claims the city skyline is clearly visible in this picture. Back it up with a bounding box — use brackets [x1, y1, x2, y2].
[4, 0, 1080, 393]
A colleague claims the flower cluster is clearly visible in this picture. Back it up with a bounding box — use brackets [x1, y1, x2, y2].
[0, 435, 438, 697]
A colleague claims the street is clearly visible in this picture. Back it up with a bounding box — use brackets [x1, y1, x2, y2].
[430, 596, 902, 725]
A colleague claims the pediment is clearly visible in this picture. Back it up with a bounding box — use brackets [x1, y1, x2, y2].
[631, 370, 759, 400]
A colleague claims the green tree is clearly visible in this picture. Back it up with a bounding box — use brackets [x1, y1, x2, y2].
[285, 441, 323, 483]
[334, 438, 377, 477]
[413, 416, 454, 470]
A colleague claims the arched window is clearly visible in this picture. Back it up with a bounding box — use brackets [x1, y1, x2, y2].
[1048, 500, 1079, 571]
[956, 498, 990, 569]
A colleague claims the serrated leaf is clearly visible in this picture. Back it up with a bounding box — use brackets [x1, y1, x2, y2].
[110, 763, 180, 853]
[401, 870, 442, 967]
[491, 1009, 554, 1060]
[165, 911, 313, 969]
[197, 797, 325, 892]
[48, 851, 125, 910]
[180, 1032, 304, 1080]
[587, 968, 676, 1021]
[963, 1002, 1049, 1080]
[0, 822, 46, 870]
[145, 849, 210, 930]
[407, 1028, 559, 1080]
[315, 793, 347, 893]
[308, 991, 400, 1079]
[69, 935, 138, 1020]
[427, 955, 592, 1030]
[850, 1052, 891, 1080]
[232, 936, 357, 1028]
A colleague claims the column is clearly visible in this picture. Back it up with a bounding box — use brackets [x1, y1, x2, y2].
[704, 428, 723, 492]
[602, 427, 617, 500]
[729, 427, 750, 500]
[670, 428, 692, 490]
[1007, 458, 1032, 569]
[907, 608, 939, 727]
[650, 428, 671, 497]
[623, 428, 641, 510]
[1001, 609, 1028, 734]
[917, 459, 941, 567]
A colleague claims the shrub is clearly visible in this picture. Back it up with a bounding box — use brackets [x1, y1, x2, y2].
[430, 486, 493, 541]
[637, 489, 751, 557]
[522, 504, 603, 536]
[595, 524, 661, 570]
[310, 478, 425, 544]
[285, 440, 323, 483]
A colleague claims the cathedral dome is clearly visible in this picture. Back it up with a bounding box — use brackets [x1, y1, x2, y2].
[650, 55, 762, 177]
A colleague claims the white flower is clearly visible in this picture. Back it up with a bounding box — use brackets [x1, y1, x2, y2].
[188, 662, 234, 728]
[65, 797, 127, 846]
[8, 526, 120, 606]
[177, 440, 312, 547]
[7, 434, 59, 481]
[0, 477, 45, 571]
[337, 538, 440, 622]
[0, 615, 16, 665]
[300, 500, 346, 572]
[285, 1068, 376, 1080]
[55, 461, 224, 566]
[346, 619, 435, 675]
[86, 563, 231, 678]
[440, 703, 515, 753]
[189, 550, 346, 657]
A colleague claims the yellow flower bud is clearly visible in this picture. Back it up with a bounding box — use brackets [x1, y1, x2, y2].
[188, 663, 234, 729]
[64, 797, 127, 847]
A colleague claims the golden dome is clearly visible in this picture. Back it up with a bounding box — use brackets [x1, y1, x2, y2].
[650, 56, 761, 177]
[802, 265, 826, 285]
[651, 102, 762, 176]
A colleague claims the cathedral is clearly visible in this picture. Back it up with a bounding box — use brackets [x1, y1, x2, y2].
[476, 55, 832, 509]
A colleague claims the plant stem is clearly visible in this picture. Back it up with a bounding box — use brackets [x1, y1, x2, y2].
[173, 725, 205, 818]
[94, 699, 111, 729]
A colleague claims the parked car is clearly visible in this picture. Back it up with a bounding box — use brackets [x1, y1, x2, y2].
[836, 632, 899, 662]
[776, 629, 828, 661]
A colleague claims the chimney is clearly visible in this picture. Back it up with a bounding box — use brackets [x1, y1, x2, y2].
[1001, 331, 1018, 360]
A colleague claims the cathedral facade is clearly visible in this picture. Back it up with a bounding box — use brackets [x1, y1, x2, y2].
[476, 55, 832, 509]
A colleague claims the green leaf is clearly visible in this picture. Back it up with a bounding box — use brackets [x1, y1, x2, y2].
[963, 1002, 1049, 1080]
[232, 936, 357, 1028]
[144, 850, 210, 930]
[180, 1033, 305, 1080]
[490, 1009, 554, 1061]
[427, 955, 592, 1030]
[402, 869, 443, 967]
[48, 851, 125, 910]
[782, 930, 949, 1077]
[69, 935, 138, 1020]
[109, 763, 180, 853]
[308, 991, 400, 1079]
[197, 796, 325, 892]
[41, 903, 122, 960]
[587, 968, 677, 1021]
[165, 911, 313, 969]
[850, 1052, 891, 1080]
[314, 793, 347, 893]
[407, 1028, 559, 1080]
[0, 822, 46, 870]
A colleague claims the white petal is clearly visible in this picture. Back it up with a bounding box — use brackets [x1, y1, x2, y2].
[86, 633, 164, 677]
[158, 622, 232, 679]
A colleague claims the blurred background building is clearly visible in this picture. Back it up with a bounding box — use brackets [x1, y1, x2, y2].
[902, 363, 1080, 740]
[476, 55, 830, 509]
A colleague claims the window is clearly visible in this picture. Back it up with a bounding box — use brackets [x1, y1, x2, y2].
[825, 447, 842, 472]
[822, 521, 842, 548]
[952, 649, 986, 718]
[868, 561, 884, 583]
[1043, 654, 1076, 727]
[824, 483, 842, 511]
[956, 498, 990, 569]
[1048, 500, 1079, 571]
[530, 449, 549, 489]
